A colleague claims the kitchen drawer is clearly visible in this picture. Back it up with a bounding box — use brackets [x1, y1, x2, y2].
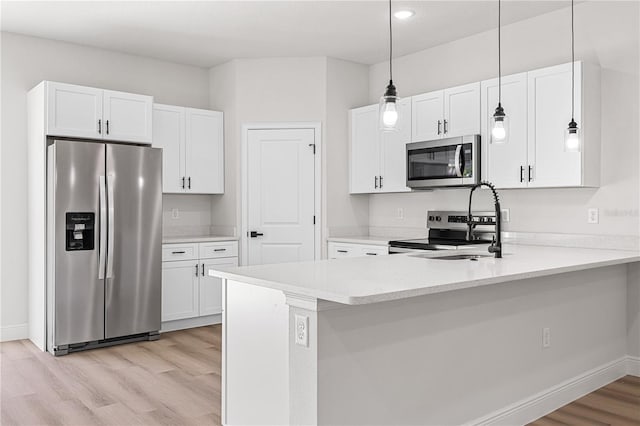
[162, 243, 198, 261]
[328, 244, 357, 259]
[359, 246, 388, 257]
[199, 241, 238, 259]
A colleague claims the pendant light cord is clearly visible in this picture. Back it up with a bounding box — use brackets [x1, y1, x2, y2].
[498, 0, 501, 104]
[571, 0, 575, 121]
[389, 0, 393, 82]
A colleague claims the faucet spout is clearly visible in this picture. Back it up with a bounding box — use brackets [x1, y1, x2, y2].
[467, 181, 502, 259]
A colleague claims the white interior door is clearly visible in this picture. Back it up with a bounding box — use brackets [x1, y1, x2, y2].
[247, 128, 316, 265]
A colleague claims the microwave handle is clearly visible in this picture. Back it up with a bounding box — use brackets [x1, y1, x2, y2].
[454, 144, 463, 177]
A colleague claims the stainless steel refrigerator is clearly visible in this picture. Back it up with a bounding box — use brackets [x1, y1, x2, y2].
[46, 138, 162, 355]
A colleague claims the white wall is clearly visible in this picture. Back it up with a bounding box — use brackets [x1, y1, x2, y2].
[208, 57, 371, 257]
[0, 32, 210, 339]
[629, 263, 640, 358]
[368, 1, 639, 237]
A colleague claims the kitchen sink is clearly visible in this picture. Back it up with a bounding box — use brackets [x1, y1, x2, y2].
[410, 253, 492, 261]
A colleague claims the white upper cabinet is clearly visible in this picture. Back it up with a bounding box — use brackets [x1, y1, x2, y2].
[152, 104, 224, 194]
[411, 90, 443, 142]
[443, 82, 481, 138]
[185, 108, 224, 194]
[380, 98, 412, 193]
[153, 104, 185, 193]
[350, 105, 380, 193]
[481, 73, 528, 188]
[45, 82, 152, 143]
[411, 83, 480, 142]
[103, 90, 153, 144]
[46, 82, 103, 139]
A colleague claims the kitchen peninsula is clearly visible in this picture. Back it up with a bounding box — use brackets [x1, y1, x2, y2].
[209, 245, 640, 425]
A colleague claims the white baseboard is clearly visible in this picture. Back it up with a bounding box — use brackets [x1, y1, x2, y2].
[627, 356, 640, 377]
[160, 314, 221, 333]
[469, 357, 628, 426]
[0, 323, 29, 342]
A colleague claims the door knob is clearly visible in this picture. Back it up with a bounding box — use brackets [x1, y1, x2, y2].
[249, 231, 264, 238]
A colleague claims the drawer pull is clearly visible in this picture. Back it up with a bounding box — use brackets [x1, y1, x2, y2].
[337, 250, 348, 253]
[171, 250, 186, 254]
[365, 253, 377, 256]
[214, 248, 227, 252]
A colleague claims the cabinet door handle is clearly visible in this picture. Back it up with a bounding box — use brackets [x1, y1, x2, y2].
[379, 176, 383, 189]
[443, 119, 448, 134]
[171, 250, 185, 254]
[195, 263, 199, 277]
[374, 176, 379, 189]
[528, 165, 534, 182]
[214, 248, 226, 252]
[337, 250, 348, 253]
[98, 119, 102, 134]
[520, 166, 524, 183]
[188, 177, 191, 189]
[202, 263, 205, 276]
[106, 120, 110, 135]
[181, 177, 186, 189]
[437, 120, 442, 135]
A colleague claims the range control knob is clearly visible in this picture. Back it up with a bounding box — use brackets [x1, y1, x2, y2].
[428, 216, 435, 221]
[435, 216, 442, 222]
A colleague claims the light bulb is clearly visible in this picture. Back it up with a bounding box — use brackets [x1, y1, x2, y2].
[565, 120, 581, 152]
[492, 120, 506, 142]
[382, 102, 398, 127]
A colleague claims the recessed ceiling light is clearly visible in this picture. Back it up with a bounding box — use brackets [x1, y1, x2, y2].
[394, 10, 415, 20]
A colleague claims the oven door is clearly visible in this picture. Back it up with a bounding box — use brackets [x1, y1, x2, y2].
[406, 135, 480, 188]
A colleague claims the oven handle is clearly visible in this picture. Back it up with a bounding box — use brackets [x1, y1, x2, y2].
[454, 144, 463, 177]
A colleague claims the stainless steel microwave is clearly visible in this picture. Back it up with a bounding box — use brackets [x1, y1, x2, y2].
[406, 135, 481, 189]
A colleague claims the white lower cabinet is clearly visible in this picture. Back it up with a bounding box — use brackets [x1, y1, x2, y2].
[162, 241, 238, 326]
[328, 242, 389, 259]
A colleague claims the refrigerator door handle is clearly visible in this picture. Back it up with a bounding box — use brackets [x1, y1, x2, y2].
[98, 176, 107, 279]
[106, 174, 115, 279]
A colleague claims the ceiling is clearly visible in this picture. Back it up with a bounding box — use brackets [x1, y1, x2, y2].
[1, 1, 574, 68]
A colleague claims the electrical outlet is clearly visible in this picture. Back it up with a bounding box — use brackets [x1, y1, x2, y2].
[171, 208, 180, 219]
[542, 327, 551, 348]
[501, 208, 510, 223]
[588, 208, 599, 224]
[397, 208, 404, 220]
[295, 315, 309, 347]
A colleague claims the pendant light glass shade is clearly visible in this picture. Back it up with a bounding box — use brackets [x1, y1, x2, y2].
[491, 0, 508, 144]
[564, 119, 581, 152]
[564, 0, 580, 152]
[380, 0, 399, 131]
[380, 81, 399, 130]
[491, 103, 509, 144]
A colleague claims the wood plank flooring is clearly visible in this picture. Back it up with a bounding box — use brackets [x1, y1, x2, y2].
[1, 325, 221, 426]
[529, 375, 640, 426]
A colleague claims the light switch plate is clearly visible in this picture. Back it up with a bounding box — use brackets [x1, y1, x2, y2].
[501, 208, 510, 223]
[171, 208, 180, 219]
[588, 208, 599, 224]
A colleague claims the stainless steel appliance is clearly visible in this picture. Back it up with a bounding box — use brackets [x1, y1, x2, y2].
[389, 210, 495, 254]
[406, 135, 480, 189]
[47, 138, 162, 355]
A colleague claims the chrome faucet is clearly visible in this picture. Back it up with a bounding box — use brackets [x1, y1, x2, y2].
[467, 181, 502, 258]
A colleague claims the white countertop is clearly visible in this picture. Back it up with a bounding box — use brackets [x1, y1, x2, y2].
[327, 235, 420, 246]
[163, 235, 239, 244]
[208, 244, 640, 305]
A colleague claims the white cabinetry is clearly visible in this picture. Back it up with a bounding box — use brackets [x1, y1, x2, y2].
[161, 240, 238, 329]
[481, 62, 600, 188]
[46, 81, 152, 143]
[412, 82, 480, 142]
[153, 104, 224, 194]
[328, 242, 389, 259]
[349, 99, 411, 194]
[481, 73, 529, 188]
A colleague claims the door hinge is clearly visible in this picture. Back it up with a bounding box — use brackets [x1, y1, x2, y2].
[309, 143, 316, 155]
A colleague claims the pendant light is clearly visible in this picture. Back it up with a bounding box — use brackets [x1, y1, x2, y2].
[379, 0, 399, 131]
[564, 0, 580, 152]
[491, 0, 508, 144]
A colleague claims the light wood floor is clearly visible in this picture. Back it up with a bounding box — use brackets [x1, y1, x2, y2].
[529, 375, 640, 426]
[1, 325, 221, 426]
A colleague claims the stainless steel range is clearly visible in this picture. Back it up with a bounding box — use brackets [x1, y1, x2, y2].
[389, 210, 496, 254]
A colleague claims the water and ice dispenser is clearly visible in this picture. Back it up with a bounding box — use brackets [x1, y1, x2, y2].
[65, 212, 95, 251]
